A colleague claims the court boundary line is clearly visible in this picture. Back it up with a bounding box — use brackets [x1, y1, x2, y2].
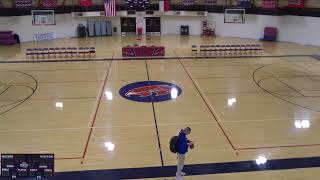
[80, 60, 113, 164]
[3, 55, 320, 162]
[54, 156, 320, 179]
[144, 59, 165, 167]
[175, 54, 320, 153]
[193, 75, 320, 79]
[236, 144, 320, 150]
[2, 80, 103, 84]
[0, 67, 109, 72]
[1, 116, 317, 133]
[174, 51, 237, 153]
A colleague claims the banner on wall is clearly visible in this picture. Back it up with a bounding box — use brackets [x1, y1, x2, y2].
[15, 0, 32, 8]
[262, 0, 277, 9]
[238, 0, 251, 8]
[288, 0, 304, 8]
[78, 0, 92, 7]
[33, 32, 56, 42]
[39, 0, 58, 8]
[181, 0, 194, 6]
[204, 0, 217, 6]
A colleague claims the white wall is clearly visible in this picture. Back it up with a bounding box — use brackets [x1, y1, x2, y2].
[0, 13, 319, 46]
[208, 13, 320, 46]
[277, 16, 320, 46]
[161, 16, 205, 36]
[0, 14, 121, 42]
[208, 13, 281, 40]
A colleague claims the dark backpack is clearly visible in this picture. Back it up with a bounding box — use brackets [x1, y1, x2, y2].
[170, 136, 179, 153]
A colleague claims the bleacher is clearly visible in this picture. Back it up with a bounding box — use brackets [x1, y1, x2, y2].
[0, 0, 320, 9]
[15, 0, 32, 8]
[0, 31, 17, 45]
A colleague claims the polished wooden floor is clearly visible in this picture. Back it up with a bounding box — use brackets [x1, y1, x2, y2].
[0, 35, 320, 179]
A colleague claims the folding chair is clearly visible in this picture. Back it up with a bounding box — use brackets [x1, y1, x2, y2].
[35, 48, 43, 58]
[225, 45, 231, 56]
[200, 45, 205, 55]
[60, 47, 67, 57]
[42, 48, 49, 58]
[235, 45, 241, 56]
[89, 47, 96, 57]
[211, 45, 217, 56]
[215, 45, 221, 56]
[255, 44, 262, 55]
[78, 47, 85, 57]
[244, 44, 251, 55]
[191, 45, 197, 54]
[220, 45, 226, 56]
[202, 45, 207, 56]
[71, 47, 78, 57]
[26, 48, 32, 58]
[240, 45, 246, 56]
[54, 47, 61, 58]
[250, 44, 256, 55]
[48, 48, 55, 58]
[84, 47, 90, 56]
[206, 45, 212, 56]
[66, 47, 72, 57]
[31, 48, 38, 59]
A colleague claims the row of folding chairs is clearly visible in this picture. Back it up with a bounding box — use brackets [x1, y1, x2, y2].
[26, 47, 96, 58]
[191, 44, 262, 56]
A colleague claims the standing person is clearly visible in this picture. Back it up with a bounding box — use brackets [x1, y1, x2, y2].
[176, 127, 193, 177]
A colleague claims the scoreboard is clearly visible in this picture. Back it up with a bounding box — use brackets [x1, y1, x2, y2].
[1, 154, 54, 178]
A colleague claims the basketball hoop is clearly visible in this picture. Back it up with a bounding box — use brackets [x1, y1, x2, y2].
[32, 10, 56, 26]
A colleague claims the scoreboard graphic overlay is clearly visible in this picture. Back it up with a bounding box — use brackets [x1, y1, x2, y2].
[1, 154, 54, 178]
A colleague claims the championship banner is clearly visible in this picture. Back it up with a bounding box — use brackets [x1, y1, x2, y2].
[33, 32, 56, 42]
[204, 0, 217, 6]
[288, 0, 304, 8]
[262, 0, 277, 9]
[238, 0, 251, 8]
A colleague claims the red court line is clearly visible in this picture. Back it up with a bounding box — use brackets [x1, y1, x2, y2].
[5, 80, 102, 84]
[176, 55, 237, 151]
[30, 97, 97, 101]
[55, 157, 83, 160]
[0, 68, 108, 72]
[36, 80, 102, 84]
[0, 97, 97, 101]
[236, 143, 320, 150]
[80, 61, 112, 164]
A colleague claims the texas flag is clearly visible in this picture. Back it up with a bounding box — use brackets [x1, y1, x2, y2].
[159, 0, 170, 12]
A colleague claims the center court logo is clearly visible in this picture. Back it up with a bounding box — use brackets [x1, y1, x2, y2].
[119, 81, 182, 102]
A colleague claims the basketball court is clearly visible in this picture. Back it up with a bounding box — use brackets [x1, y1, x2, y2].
[1, 0, 320, 179]
[0, 35, 320, 179]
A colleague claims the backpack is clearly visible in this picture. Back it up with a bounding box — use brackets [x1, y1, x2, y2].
[170, 136, 179, 153]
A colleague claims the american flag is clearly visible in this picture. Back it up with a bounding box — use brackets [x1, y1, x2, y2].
[104, 0, 116, 17]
